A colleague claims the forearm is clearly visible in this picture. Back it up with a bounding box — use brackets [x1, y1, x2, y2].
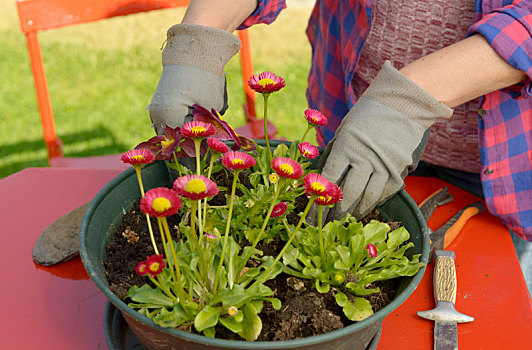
[182, 0, 258, 32]
[399, 34, 528, 108]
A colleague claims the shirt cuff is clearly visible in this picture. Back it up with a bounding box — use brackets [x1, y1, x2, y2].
[237, 0, 287, 30]
[468, 4, 532, 97]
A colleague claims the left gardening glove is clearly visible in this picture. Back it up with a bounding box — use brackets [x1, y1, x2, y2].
[319, 61, 453, 221]
[148, 23, 241, 134]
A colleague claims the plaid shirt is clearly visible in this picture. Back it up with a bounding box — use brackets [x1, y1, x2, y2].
[242, 0, 532, 240]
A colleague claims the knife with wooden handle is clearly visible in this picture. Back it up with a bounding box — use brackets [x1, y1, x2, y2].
[418, 250, 474, 350]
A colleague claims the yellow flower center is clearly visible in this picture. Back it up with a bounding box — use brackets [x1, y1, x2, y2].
[232, 158, 245, 166]
[280, 163, 294, 175]
[228, 306, 238, 316]
[149, 262, 160, 272]
[311, 182, 325, 193]
[334, 274, 344, 283]
[152, 197, 171, 212]
[161, 139, 173, 147]
[185, 178, 207, 194]
[131, 155, 145, 162]
[269, 173, 279, 184]
[258, 78, 275, 87]
[191, 126, 206, 135]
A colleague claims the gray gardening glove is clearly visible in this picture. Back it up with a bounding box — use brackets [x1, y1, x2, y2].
[148, 23, 241, 133]
[319, 61, 453, 221]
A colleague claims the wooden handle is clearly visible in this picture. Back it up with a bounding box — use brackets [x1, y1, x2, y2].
[443, 205, 480, 248]
[433, 250, 457, 303]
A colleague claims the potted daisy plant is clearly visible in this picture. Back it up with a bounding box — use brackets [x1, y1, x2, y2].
[80, 71, 429, 350]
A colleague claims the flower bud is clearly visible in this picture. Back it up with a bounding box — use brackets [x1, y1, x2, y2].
[228, 306, 239, 316]
[333, 273, 345, 284]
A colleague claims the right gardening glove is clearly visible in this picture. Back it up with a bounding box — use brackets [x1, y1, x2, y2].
[148, 23, 241, 134]
[319, 60, 453, 221]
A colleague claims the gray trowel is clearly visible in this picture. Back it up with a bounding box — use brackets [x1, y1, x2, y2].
[32, 202, 90, 266]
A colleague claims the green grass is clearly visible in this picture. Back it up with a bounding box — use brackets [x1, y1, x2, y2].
[0, 1, 313, 178]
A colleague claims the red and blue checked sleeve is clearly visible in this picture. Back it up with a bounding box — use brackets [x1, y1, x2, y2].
[468, 0, 532, 95]
[238, 0, 287, 29]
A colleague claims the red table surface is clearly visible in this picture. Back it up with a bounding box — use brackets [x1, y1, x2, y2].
[0, 168, 530, 349]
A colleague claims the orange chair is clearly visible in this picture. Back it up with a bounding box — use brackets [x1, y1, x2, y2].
[16, 0, 274, 168]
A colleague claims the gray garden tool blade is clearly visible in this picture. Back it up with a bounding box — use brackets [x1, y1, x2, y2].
[32, 202, 89, 266]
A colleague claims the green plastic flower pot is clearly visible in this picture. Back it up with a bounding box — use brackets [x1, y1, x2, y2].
[80, 150, 429, 350]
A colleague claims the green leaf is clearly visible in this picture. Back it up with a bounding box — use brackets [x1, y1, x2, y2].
[244, 228, 262, 244]
[335, 245, 351, 266]
[335, 291, 349, 307]
[265, 297, 282, 310]
[220, 285, 248, 308]
[345, 282, 380, 296]
[194, 306, 222, 332]
[342, 297, 374, 321]
[272, 143, 289, 158]
[153, 305, 191, 328]
[203, 327, 216, 338]
[240, 303, 262, 341]
[219, 316, 244, 334]
[282, 245, 301, 269]
[127, 285, 174, 307]
[315, 280, 330, 293]
[349, 234, 365, 269]
[362, 220, 389, 243]
[387, 227, 410, 250]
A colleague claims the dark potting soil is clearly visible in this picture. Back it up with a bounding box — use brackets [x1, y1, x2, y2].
[103, 171, 401, 341]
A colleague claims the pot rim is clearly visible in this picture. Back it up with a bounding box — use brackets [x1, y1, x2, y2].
[80, 162, 429, 349]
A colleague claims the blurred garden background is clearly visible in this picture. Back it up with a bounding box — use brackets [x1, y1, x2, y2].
[0, 0, 313, 178]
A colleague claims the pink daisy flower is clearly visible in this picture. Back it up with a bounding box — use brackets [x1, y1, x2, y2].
[121, 149, 155, 166]
[146, 254, 166, 277]
[303, 173, 335, 197]
[181, 121, 216, 139]
[298, 142, 320, 159]
[314, 184, 343, 206]
[247, 71, 286, 94]
[271, 157, 303, 180]
[271, 202, 288, 218]
[135, 260, 148, 276]
[304, 109, 328, 127]
[207, 138, 229, 154]
[140, 187, 182, 217]
[222, 151, 256, 171]
[366, 244, 378, 258]
[172, 175, 219, 201]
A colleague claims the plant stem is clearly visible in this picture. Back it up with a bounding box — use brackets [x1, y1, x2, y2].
[201, 153, 217, 234]
[317, 205, 326, 268]
[300, 124, 312, 144]
[159, 217, 188, 302]
[193, 139, 204, 235]
[173, 152, 182, 177]
[190, 200, 211, 292]
[237, 179, 284, 278]
[281, 218, 300, 248]
[150, 275, 178, 303]
[134, 166, 159, 255]
[262, 94, 271, 165]
[252, 196, 316, 287]
[213, 170, 239, 293]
